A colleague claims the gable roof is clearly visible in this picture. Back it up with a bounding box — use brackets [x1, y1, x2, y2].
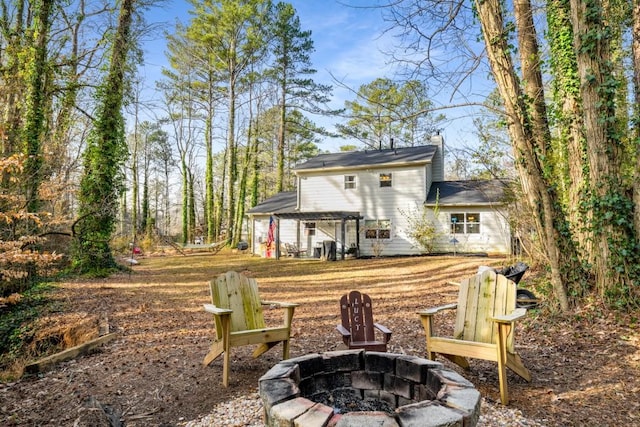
[294, 145, 437, 172]
[425, 180, 510, 206]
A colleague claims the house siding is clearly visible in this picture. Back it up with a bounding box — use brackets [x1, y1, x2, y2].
[251, 216, 299, 257]
[428, 207, 511, 254]
[299, 165, 429, 256]
[246, 138, 513, 258]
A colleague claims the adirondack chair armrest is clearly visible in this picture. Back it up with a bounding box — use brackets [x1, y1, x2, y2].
[261, 301, 298, 328]
[374, 323, 391, 334]
[261, 300, 300, 308]
[418, 302, 458, 316]
[492, 307, 527, 323]
[374, 323, 392, 342]
[336, 324, 351, 338]
[203, 303, 232, 316]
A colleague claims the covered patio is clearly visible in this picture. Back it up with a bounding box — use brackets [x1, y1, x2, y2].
[271, 211, 363, 260]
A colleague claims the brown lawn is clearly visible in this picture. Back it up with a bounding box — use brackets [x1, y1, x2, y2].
[0, 251, 638, 426]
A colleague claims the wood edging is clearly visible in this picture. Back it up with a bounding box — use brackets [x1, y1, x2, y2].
[24, 332, 118, 375]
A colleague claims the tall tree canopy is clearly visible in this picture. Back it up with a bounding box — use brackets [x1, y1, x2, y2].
[269, 1, 333, 191]
[337, 78, 444, 149]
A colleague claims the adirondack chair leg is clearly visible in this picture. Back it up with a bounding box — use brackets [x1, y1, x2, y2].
[221, 315, 232, 388]
[443, 354, 471, 369]
[252, 341, 279, 358]
[507, 352, 531, 381]
[282, 338, 290, 359]
[497, 322, 510, 405]
[419, 314, 437, 360]
[203, 340, 224, 366]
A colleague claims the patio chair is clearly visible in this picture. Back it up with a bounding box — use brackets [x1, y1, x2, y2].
[418, 269, 531, 404]
[203, 271, 298, 387]
[337, 290, 391, 352]
[284, 243, 300, 257]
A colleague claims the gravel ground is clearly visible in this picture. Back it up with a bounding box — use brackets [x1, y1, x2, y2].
[180, 392, 548, 427]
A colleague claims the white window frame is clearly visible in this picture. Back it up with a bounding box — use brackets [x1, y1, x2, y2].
[364, 219, 391, 239]
[344, 175, 356, 189]
[450, 213, 480, 234]
[379, 173, 392, 188]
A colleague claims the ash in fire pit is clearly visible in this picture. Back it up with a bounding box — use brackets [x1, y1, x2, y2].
[313, 388, 395, 415]
[259, 350, 480, 427]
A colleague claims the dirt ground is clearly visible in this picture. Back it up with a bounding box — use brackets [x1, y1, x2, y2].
[0, 252, 638, 426]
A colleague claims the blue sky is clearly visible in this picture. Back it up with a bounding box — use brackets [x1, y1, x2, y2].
[140, 0, 486, 152]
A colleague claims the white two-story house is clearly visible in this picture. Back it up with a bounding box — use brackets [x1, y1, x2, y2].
[246, 135, 513, 259]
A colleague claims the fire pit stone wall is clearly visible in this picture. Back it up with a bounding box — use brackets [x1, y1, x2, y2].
[259, 349, 480, 427]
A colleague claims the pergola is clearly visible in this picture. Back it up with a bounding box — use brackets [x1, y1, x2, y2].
[272, 211, 362, 260]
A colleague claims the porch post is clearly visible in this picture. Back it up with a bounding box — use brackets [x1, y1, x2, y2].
[340, 218, 346, 260]
[356, 217, 360, 257]
[276, 217, 281, 260]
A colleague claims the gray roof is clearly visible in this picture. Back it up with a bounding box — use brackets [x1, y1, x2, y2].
[295, 145, 437, 171]
[246, 191, 361, 220]
[426, 180, 510, 206]
[246, 191, 296, 215]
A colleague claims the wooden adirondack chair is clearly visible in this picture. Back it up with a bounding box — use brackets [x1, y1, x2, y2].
[203, 271, 298, 387]
[337, 290, 391, 352]
[418, 269, 531, 404]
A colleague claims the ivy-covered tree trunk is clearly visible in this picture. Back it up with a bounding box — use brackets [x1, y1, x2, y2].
[233, 123, 254, 243]
[569, 0, 640, 302]
[250, 115, 261, 208]
[188, 169, 196, 244]
[1, 0, 27, 155]
[632, 0, 640, 242]
[23, 0, 53, 213]
[214, 150, 226, 241]
[547, 0, 592, 262]
[72, 0, 135, 273]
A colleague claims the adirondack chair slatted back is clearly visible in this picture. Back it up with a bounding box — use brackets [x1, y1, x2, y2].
[209, 271, 265, 337]
[340, 291, 375, 342]
[453, 270, 517, 352]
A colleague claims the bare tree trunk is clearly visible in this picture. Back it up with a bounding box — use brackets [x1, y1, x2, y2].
[277, 82, 286, 193]
[225, 74, 237, 244]
[205, 72, 215, 244]
[474, 0, 572, 311]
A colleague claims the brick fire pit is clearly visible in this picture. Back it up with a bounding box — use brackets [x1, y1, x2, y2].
[258, 349, 480, 426]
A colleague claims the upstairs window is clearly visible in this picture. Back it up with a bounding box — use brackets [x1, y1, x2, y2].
[379, 173, 392, 187]
[365, 219, 391, 239]
[451, 213, 480, 234]
[344, 175, 356, 189]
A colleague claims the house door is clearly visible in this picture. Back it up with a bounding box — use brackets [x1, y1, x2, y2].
[304, 222, 316, 257]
